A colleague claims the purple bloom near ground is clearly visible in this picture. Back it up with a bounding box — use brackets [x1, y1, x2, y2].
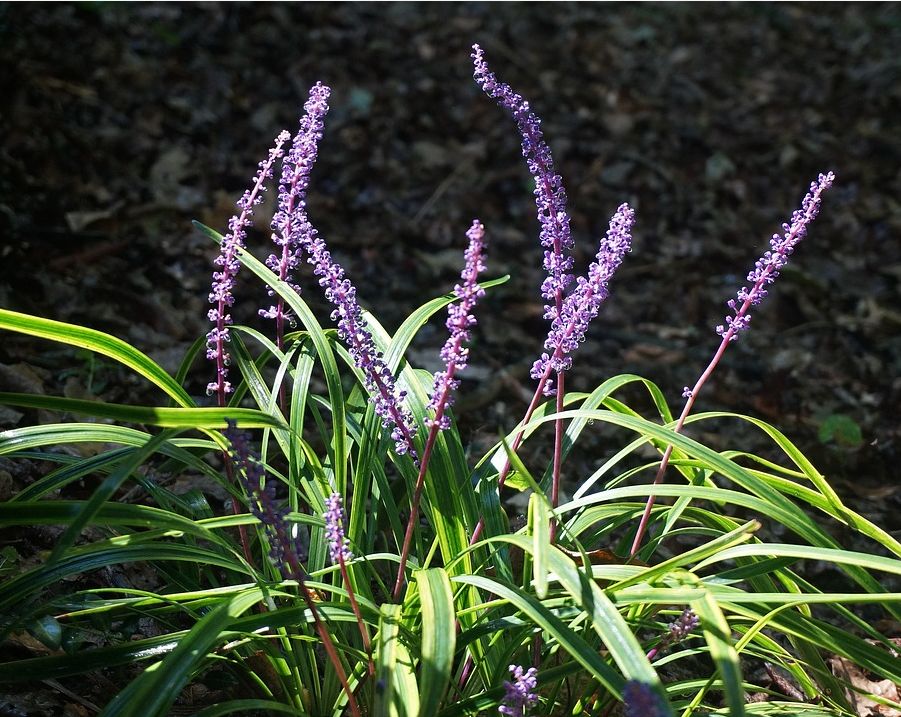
[717, 171, 835, 341]
[498, 664, 538, 717]
[623, 680, 670, 717]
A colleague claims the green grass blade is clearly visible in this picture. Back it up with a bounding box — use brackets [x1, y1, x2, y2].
[0, 392, 285, 429]
[375, 604, 419, 717]
[0, 308, 194, 407]
[453, 572, 625, 694]
[687, 581, 747, 717]
[49, 430, 173, 562]
[415, 569, 456, 716]
[99, 589, 262, 717]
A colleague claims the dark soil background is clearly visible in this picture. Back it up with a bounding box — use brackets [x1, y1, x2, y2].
[1, 3, 900, 711]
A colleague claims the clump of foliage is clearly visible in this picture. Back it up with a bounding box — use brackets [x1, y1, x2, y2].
[1, 45, 899, 717]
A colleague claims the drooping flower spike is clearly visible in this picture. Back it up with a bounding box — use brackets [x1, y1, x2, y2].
[717, 171, 835, 341]
[260, 83, 331, 337]
[622, 681, 671, 717]
[207, 131, 291, 401]
[279, 90, 417, 460]
[223, 420, 299, 572]
[427, 219, 487, 430]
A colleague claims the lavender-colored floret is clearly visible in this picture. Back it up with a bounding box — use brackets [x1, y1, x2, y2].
[305, 227, 418, 459]
[530, 203, 634, 394]
[292, 206, 417, 459]
[668, 608, 700, 643]
[260, 83, 331, 326]
[472, 45, 573, 330]
[716, 172, 835, 341]
[323, 492, 353, 564]
[623, 680, 670, 717]
[498, 664, 538, 717]
[207, 131, 291, 398]
[427, 220, 487, 431]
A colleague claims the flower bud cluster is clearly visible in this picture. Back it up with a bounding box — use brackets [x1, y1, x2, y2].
[499, 664, 538, 717]
[717, 172, 834, 341]
[427, 220, 487, 430]
[207, 132, 291, 398]
[531, 203, 634, 394]
[323, 492, 353, 565]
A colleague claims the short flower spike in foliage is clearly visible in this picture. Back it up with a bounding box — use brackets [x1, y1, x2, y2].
[323, 492, 352, 565]
[222, 420, 298, 571]
[647, 608, 700, 661]
[261, 82, 331, 347]
[207, 131, 290, 402]
[499, 665, 539, 717]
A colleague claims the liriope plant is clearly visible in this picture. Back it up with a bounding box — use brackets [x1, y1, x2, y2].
[0, 44, 899, 717]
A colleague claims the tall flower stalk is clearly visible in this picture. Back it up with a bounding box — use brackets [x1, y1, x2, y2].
[260, 83, 331, 353]
[224, 423, 361, 717]
[393, 220, 487, 600]
[207, 130, 290, 565]
[629, 172, 835, 557]
[469, 204, 634, 545]
[207, 131, 290, 405]
[471, 46, 632, 544]
[324, 492, 374, 677]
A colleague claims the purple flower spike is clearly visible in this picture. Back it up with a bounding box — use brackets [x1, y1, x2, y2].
[207, 130, 291, 401]
[531, 203, 634, 395]
[427, 220, 488, 430]
[260, 83, 331, 332]
[499, 664, 538, 717]
[297, 212, 418, 461]
[323, 492, 353, 565]
[717, 171, 835, 341]
[623, 681, 670, 717]
[472, 45, 574, 333]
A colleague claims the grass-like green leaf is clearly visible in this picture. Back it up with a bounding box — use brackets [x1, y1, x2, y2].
[415, 568, 456, 716]
[0, 308, 194, 407]
[375, 603, 420, 717]
[0, 392, 285, 429]
[99, 589, 262, 717]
